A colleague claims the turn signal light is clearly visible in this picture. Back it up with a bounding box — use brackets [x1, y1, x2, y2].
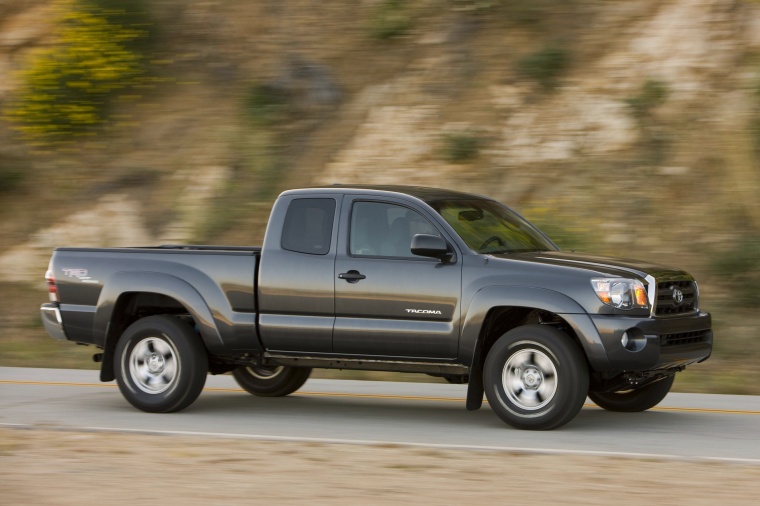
[634, 285, 648, 307]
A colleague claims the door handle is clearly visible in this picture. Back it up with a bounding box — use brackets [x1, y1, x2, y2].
[338, 270, 366, 283]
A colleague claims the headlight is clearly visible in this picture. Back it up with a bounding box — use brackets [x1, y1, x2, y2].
[591, 278, 649, 310]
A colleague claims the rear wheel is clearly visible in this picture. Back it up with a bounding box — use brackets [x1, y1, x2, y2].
[589, 375, 675, 412]
[232, 365, 312, 397]
[114, 315, 208, 413]
[483, 325, 589, 430]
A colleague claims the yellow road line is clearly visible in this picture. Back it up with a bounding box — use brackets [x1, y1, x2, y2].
[2, 379, 759, 415]
[0, 380, 116, 387]
[642, 406, 760, 415]
[0, 380, 117, 388]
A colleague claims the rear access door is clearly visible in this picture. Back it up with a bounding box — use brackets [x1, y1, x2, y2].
[258, 194, 341, 353]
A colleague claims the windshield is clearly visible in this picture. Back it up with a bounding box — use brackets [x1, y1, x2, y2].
[429, 199, 558, 254]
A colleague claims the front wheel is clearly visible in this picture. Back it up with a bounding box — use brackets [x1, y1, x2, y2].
[589, 375, 675, 412]
[114, 315, 208, 413]
[483, 325, 589, 430]
[232, 365, 312, 397]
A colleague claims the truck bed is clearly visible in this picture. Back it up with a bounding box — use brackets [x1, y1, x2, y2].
[47, 245, 261, 352]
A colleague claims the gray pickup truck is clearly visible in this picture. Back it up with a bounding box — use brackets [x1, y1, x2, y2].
[40, 185, 712, 429]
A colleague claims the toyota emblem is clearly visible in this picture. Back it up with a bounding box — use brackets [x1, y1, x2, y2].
[672, 287, 684, 305]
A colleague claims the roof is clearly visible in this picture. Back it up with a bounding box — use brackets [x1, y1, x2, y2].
[282, 184, 493, 204]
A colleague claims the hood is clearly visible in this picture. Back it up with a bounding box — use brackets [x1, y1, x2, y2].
[490, 250, 687, 280]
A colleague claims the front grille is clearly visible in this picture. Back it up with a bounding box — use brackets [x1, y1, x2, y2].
[655, 279, 697, 316]
[660, 329, 710, 347]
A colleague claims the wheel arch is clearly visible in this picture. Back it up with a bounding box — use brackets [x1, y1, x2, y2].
[461, 285, 606, 409]
[479, 306, 585, 367]
[95, 271, 223, 382]
[460, 285, 595, 365]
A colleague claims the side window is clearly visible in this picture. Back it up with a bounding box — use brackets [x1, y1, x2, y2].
[350, 201, 440, 258]
[281, 198, 336, 255]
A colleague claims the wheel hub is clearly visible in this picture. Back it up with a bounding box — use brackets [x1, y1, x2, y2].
[128, 336, 178, 394]
[522, 367, 542, 390]
[147, 353, 164, 373]
[502, 348, 558, 411]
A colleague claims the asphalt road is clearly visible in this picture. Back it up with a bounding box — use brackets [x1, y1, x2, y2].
[1, 367, 758, 463]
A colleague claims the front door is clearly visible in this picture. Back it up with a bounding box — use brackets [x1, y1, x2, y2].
[333, 197, 462, 359]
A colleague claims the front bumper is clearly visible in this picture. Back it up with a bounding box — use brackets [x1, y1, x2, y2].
[587, 311, 712, 372]
[40, 303, 68, 341]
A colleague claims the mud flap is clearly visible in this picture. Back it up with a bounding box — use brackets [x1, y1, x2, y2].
[466, 365, 484, 411]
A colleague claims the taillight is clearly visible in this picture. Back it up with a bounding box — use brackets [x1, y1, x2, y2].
[46, 268, 59, 302]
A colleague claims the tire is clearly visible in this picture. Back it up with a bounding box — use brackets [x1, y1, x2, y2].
[232, 365, 312, 397]
[589, 375, 674, 412]
[114, 315, 208, 413]
[483, 325, 589, 430]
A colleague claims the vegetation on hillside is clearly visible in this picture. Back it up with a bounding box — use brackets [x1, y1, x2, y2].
[1, 0, 759, 394]
[517, 45, 569, 90]
[3, 0, 151, 144]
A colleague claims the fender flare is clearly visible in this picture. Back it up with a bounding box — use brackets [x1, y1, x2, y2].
[95, 271, 223, 381]
[461, 285, 607, 410]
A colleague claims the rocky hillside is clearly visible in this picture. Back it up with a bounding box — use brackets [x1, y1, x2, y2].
[1, 0, 759, 391]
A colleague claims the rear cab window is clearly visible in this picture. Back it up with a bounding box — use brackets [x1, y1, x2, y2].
[281, 198, 336, 255]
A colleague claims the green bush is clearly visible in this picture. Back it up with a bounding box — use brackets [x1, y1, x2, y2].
[624, 79, 671, 164]
[4, 0, 150, 143]
[517, 45, 569, 90]
[369, 0, 412, 40]
[244, 84, 292, 126]
[625, 79, 669, 121]
[442, 132, 480, 163]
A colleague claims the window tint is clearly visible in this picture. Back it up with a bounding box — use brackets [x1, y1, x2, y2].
[350, 201, 439, 258]
[281, 198, 336, 255]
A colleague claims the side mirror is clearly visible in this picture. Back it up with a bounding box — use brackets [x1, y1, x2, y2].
[411, 234, 453, 262]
